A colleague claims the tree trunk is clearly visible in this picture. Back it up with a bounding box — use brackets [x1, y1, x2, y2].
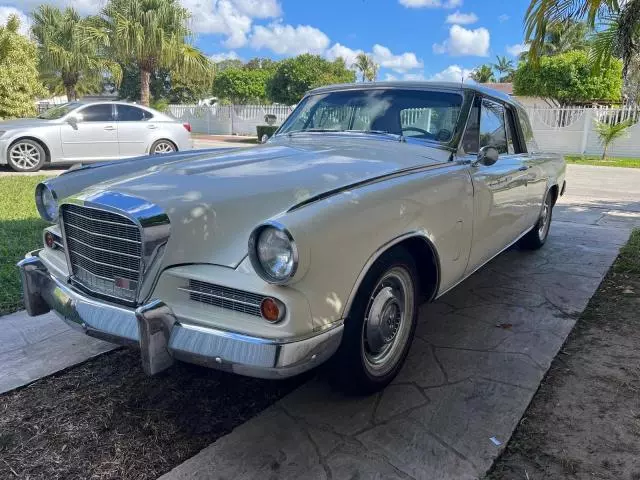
[65, 84, 77, 102]
[140, 68, 151, 106]
[602, 143, 608, 161]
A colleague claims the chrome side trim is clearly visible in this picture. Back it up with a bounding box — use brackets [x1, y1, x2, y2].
[343, 231, 441, 318]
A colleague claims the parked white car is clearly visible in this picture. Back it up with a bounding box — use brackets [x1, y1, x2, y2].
[1, 101, 192, 172]
[19, 82, 566, 394]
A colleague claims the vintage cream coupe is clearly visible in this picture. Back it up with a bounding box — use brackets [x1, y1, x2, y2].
[19, 82, 566, 393]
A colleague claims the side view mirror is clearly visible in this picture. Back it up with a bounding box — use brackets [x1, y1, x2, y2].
[475, 145, 499, 166]
[66, 113, 82, 128]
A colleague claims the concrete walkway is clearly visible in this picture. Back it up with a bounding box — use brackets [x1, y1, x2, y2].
[160, 164, 640, 480]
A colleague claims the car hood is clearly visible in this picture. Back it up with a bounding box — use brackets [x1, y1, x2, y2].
[0, 118, 49, 128]
[75, 136, 451, 268]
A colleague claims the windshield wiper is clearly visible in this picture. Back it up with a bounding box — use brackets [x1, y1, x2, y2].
[342, 129, 405, 142]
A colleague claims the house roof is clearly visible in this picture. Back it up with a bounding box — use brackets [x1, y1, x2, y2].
[480, 83, 514, 95]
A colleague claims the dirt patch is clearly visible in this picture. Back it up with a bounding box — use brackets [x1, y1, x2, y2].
[487, 232, 640, 479]
[0, 349, 308, 479]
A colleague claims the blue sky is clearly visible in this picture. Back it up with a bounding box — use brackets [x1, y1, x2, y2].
[1, 0, 532, 81]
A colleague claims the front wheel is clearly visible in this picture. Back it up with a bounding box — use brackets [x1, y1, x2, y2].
[329, 247, 419, 395]
[519, 189, 554, 250]
[7, 139, 46, 172]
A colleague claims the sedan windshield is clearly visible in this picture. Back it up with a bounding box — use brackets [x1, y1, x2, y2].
[277, 89, 463, 143]
[37, 102, 84, 120]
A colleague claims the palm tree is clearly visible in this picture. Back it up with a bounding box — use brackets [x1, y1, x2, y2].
[541, 21, 590, 56]
[86, 0, 212, 106]
[524, 0, 640, 77]
[492, 56, 515, 82]
[31, 5, 118, 101]
[469, 64, 495, 83]
[594, 119, 633, 160]
[352, 53, 378, 82]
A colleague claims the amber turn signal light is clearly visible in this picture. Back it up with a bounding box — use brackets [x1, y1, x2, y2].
[260, 297, 285, 323]
[44, 231, 56, 249]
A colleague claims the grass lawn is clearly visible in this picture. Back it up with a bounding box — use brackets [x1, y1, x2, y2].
[0, 176, 48, 315]
[565, 155, 640, 168]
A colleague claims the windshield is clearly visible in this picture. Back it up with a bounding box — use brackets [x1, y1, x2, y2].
[277, 89, 463, 143]
[37, 102, 84, 120]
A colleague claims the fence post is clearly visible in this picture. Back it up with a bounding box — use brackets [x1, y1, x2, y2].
[580, 109, 593, 155]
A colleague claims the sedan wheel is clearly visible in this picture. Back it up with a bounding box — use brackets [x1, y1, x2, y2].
[151, 140, 176, 155]
[329, 247, 418, 394]
[8, 140, 46, 172]
[519, 189, 554, 250]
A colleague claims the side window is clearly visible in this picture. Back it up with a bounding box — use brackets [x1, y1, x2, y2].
[517, 107, 539, 153]
[79, 104, 114, 122]
[461, 102, 480, 154]
[479, 99, 507, 154]
[505, 107, 522, 154]
[117, 105, 153, 121]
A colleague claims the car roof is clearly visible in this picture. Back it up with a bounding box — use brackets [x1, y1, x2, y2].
[307, 81, 517, 106]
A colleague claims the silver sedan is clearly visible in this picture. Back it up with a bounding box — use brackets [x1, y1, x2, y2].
[0, 101, 193, 172]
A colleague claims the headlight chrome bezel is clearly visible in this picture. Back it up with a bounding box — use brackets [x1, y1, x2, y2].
[35, 182, 59, 223]
[248, 221, 299, 285]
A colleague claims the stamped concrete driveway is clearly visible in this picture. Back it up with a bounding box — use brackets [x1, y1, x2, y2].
[161, 164, 640, 480]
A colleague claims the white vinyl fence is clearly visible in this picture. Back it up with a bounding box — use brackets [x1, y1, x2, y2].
[168, 104, 293, 136]
[169, 103, 640, 157]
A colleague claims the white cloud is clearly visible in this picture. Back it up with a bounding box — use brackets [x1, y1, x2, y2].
[445, 11, 478, 25]
[429, 64, 474, 82]
[384, 71, 427, 81]
[230, 0, 281, 18]
[506, 43, 529, 56]
[433, 25, 490, 56]
[372, 44, 423, 73]
[325, 43, 363, 68]
[399, 0, 462, 8]
[498, 14, 509, 22]
[250, 22, 330, 56]
[0, 6, 30, 36]
[209, 51, 240, 62]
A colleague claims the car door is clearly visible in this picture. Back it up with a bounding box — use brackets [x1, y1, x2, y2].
[463, 97, 531, 274]
[115, 104, 155, 156]
[60, 103, 119, 160]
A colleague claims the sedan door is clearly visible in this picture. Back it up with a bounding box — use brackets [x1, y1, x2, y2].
[463, 98, 531, 274]
[60, 104, 119, 161]
[115, 104, 155, 157]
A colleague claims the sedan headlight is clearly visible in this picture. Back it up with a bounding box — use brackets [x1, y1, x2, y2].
[35, 183, 59, 222]
[248, 222, 298, 284]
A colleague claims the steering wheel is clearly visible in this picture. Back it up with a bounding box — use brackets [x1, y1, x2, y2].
[401, 126, 431, 136]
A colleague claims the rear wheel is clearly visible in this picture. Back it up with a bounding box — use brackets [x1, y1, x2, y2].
[520, 189, 554, 250]
[7, 139, 46, 172]
[330, 247, 419, 394]
[150, 139, 176, 155]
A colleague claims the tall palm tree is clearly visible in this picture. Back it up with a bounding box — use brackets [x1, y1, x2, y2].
[492, 56, 515, 82]
[31, 5, 118, 101]
[541, 20, 590, 56]
[524, 0, 640, 77]
[469, 64, 495, 83]
[86, 0, 212, 106]
[352, 53, 378, 82]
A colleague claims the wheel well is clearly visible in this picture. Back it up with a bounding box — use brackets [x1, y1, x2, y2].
[151, 138, 178, 152]
[549, 184, 559, 205]
[397, 236, 440, 302]
[9, 137, 51, 163]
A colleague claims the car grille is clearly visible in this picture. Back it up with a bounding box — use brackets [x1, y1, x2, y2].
[61, 204, 142, 303]
[180, 279, 265, 318]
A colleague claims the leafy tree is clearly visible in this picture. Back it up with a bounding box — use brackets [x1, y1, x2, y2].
[513, 50, 623, 105]
[87, 0, 212, 106]
[352, 53, 378, 82]
[214, 59, 244, 72]
[119, 64, 213, 104]
[267, 54, 355, 104]
[594, 119, 633, 159]
[469, 64, 495, 83]
[492, 56, 515, 82]
[212, 67, 271, 103]
[244, 57, 279, 72]
[0, 15, 46, 119]
[524, 0, 639, 77]
[31, 5, 119, 101]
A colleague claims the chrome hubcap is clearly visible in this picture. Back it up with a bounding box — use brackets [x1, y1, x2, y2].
[153, 142, 174, 154]
[362, 267, 414, 377]
[538, 196, 551, 239]
[10, 143, 41, 169]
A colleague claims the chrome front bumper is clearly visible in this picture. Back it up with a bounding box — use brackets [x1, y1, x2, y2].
[17, 252, 343, 379]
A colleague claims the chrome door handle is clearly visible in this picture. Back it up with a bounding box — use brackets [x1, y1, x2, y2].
[147, 124, 158, 129]
[104, 125, 116, 131]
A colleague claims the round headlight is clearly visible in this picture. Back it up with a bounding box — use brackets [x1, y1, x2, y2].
[35, 183, 58, 222]
[249, 224, 298, 284]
